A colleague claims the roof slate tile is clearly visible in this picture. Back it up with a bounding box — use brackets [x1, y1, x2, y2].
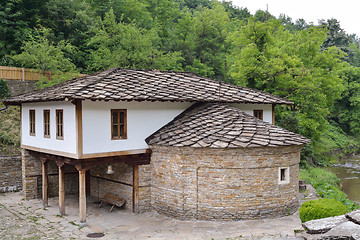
[146, 103, 310, 148]
[3, 68, 292, 105]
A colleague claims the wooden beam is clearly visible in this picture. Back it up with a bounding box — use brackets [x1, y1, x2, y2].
[79, 169, 86, 223]
[86, 170, 90, 196]
[41, 159, 48, 207]
[75, 100, 83, 159]
[272, 104, 275, 125]
[132, 165, 139, 214]
[58, 166, 65, 215]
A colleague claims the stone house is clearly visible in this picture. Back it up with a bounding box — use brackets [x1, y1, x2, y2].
[2, 68, 309, 224]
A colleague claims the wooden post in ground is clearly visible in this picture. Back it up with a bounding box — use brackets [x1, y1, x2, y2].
[132, 165, 139, 214]
[58, 165, 65, 215]
[79, 169, 87, 224]
[41, 159, 48, 207]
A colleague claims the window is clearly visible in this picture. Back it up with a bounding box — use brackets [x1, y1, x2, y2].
[278, 167, 290, 184]
[29, 110, 35, 136]
[56, 110, 64, 140]
[111, 109, 127, 140]
[44, 110, 50, 138]
[253, 110, 263, 120]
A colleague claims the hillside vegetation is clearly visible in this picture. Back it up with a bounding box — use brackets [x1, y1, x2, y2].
[0, 104, 21, 155]
[1, 0, 360, 165]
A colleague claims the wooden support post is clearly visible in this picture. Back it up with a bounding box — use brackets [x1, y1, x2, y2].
[132, 165, 139, 214]
[86, 170, 90, 196]
[41, 159, 48, 207]
[58, 165, 65, 215]
[272, 104, 275, 125]
[79, 169, 87, 224]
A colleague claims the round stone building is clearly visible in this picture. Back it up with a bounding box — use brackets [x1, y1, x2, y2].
[146, 103, 309, 221]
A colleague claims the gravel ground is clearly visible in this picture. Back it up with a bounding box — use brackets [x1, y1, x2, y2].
[0, 191, 308, 240]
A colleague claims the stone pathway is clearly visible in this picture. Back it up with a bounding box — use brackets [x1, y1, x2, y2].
[0, 192, 306, 239]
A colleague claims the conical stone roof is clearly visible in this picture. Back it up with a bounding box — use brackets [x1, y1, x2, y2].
[146, 103, 310, 148]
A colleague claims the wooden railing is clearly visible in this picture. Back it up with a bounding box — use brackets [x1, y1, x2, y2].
[0, 66, 52, 81]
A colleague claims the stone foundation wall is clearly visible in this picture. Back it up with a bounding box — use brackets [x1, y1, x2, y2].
[90, 163, 151, 212]
[6, 80, 36, 96]
[21, 149, 78, 200]
[0, 155, 22, 192]
[150, 145, 302, 220]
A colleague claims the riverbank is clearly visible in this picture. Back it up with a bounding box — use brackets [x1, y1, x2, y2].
[328, 154, 360, 204]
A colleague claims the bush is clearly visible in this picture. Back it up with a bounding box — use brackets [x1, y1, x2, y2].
[299, 198, 347, 222]
[0, 79, 9, 99]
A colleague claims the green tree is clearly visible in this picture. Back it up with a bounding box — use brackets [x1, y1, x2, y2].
[42, 0, 95, 70]
[86, 9, 183, 71]
[12, 28, 77, 75]
[227, 18, 345, 140]
[0, 0, 46, 65]
[184, 2, 230, 80]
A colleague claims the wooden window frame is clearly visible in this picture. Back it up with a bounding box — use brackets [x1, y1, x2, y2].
[253, 110, 263, 120]
[43, 110, 50, 138]
[29, 109, 35, 136]
[111, 109, 127, 140]
[56, 109, 64, 140]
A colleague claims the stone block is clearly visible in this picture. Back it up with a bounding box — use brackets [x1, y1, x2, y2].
[346, 209, 360, 225]
[302, 215, 348, 234]
[321, 221, 360, 239]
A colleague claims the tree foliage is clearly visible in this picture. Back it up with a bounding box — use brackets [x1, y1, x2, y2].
[12, 28, 77, 75]
[227, 18, 345, 140]
[2, 0, 360, 164]
[0, 79, 9, 99]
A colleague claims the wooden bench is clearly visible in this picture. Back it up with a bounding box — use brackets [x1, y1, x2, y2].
[99, 193, 125, 212]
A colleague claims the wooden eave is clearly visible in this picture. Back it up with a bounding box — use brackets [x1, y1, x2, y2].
[28, 149, 152, 171]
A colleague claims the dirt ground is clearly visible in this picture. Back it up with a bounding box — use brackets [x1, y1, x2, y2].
[0, 191, 309, 240]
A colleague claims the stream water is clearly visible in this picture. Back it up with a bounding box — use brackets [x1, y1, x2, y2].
[327, 155, 360, 204]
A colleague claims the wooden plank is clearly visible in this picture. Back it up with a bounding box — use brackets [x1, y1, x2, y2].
[0, 66, 49, 81]
[132, 165, 139, 214]
[23, 145, 79, 159]
[81, 149, 149, 159]
[272, 104, 275, 125]
[58, 166, 65, 215]
[75, 100, 83, 158]
[41, 160, 48, 207]
[0, 66, 86, 81]
[79, 169, 86, 223]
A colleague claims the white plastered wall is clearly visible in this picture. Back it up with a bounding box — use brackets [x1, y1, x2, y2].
[81, 100, 192, 154]
[232, 103, 273, 124]
[21, 102, 77, 155]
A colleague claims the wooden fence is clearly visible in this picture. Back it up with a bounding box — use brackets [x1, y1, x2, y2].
[0, 66, 53, 81]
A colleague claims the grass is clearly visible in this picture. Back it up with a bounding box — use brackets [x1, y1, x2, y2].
[0, 103, 21, 155]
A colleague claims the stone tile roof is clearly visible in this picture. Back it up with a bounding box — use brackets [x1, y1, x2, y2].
[146, 103, 310, 148]
[3, 68, 292, 105]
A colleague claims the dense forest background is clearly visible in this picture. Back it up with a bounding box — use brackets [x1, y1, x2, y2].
[2, 0, 360, 165]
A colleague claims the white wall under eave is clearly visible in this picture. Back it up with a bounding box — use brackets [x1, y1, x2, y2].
[81, 100, 192, 155]
[232, 103, 273, 124]
[21, 101, 77, 155]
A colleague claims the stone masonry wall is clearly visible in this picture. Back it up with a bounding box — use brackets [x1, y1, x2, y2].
[0, 155, 22, 192]
[150, 145, 302, 221]
[89, 162, 151, 213]
[5, 80, 36, 96]
[22, 149, 78, 200]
